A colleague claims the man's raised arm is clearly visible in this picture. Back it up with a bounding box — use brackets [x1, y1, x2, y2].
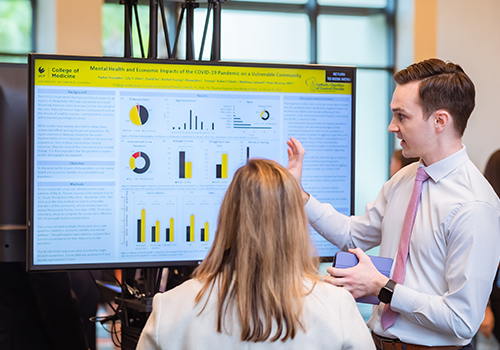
[285, 137, 309, 203]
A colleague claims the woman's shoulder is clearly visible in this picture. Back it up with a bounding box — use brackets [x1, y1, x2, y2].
[305, 279, 356, 306]
[153, 279, 204, 306]
[168, 278, 203, 293]
[301, 280, 374, 348]
[317, 281, 354, 300]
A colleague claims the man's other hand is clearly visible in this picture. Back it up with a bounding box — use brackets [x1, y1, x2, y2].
[324, 248, 389, 299]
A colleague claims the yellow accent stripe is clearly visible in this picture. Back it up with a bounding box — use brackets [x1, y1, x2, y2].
[34, 59, 352, 94]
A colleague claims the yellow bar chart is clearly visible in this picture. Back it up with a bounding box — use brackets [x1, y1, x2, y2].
[154, 221, 160, 242]
[201, 222, 209, 242]
[179, 151, 193, 179]
[136, 206, 176, 243]
[166, 218, 174, 242]
[216, 153, 228, 179]
[186, 215, 196, 242]
[140, 209, 146, 242]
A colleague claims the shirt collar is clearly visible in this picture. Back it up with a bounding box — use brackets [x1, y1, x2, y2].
[421, 145, 469, 183]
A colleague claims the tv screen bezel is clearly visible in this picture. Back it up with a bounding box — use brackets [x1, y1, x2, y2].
[27, 53, 356, 271]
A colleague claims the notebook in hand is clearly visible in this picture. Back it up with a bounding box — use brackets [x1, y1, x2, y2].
[332, 251, 393, 304]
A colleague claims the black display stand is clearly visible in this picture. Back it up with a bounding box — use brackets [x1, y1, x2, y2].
[112, 2, 225, 348]
[0, 63, 29, 264]
[121, 0, 224, 60]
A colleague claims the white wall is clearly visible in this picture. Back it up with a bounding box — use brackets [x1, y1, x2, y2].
[36, 0, 103, 56]
[437, 0, 500, 171]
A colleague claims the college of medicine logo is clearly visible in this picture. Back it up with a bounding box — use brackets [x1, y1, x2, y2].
[37, 66, 46, 78]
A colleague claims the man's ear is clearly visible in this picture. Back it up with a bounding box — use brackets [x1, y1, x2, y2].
[433, 109, 451, 133]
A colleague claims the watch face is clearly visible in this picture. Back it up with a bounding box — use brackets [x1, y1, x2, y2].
[378, 280, 395, 304]
[378, 288, 391, 304]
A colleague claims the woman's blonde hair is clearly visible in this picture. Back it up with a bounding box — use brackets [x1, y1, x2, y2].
[193, 158, 319, 342]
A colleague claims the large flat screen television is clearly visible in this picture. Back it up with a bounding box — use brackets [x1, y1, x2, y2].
[28, 54, 355, 271]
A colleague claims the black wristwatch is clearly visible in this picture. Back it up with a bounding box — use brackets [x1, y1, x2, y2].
[378, 279, 397, 304]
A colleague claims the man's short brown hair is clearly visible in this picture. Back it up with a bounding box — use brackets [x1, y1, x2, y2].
[394, 58, 475, 137]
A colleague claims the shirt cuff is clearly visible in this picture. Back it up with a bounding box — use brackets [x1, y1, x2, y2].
[304, 195, 323, 222]
[390, 283, 419, 314]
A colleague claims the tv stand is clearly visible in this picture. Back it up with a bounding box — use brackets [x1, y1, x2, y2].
[97, 265, 195, 349]
[0, 225, 26, 263]
[113, 0, 226, 346]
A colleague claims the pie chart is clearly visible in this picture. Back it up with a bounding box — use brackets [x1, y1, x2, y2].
[130, 152, 150, 174]
[130, 105, 149, 126]
[261, 110, 270, 120]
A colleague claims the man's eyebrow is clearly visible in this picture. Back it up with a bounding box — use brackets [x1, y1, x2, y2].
[391, 107, 405, 113]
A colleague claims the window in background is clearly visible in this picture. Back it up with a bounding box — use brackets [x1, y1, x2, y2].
[316, 7, 393, 213]
[232, 0, 307, 4]
[101, 0, 395, 216]
[102, 3, 150, 58]
[318, 0, 387, 7]
[0, 0, 34, 63]
[318, 13, 389, 67]
[196, 10, 310, 63]
[354, 69, 391, 216]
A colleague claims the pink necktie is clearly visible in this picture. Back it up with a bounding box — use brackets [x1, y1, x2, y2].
[381, 167, 430, 330]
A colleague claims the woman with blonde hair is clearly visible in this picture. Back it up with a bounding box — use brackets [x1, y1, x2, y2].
[137, 159, 374, 349]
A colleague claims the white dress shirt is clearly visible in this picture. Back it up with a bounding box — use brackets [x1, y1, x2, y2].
[136, 278, 375, 350]
[305, 146, 500, 346]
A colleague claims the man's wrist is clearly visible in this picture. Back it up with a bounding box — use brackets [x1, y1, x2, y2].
[378, 279, 397, 304]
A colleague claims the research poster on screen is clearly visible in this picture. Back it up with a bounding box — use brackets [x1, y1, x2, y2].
[31, 57, 354, 267]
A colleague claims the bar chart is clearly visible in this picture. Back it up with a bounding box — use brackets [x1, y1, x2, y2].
[185, 215, 195, 242]
[132, 196, 178, 244]
[179, 151, 192, 179]
[183, 196, 218, 244]
[244, 141, 280, 163]
[136, 208, 176, 243]
[151, 220, 160, 242]
[232, 107, 276, 130]
[172, 110, 215, 131]
[137, 209, 146, 242]
[184, 214, 210, 243]
[215, 153, 228, 179]
[166, 218, 174, 242]
[201, 222, 209, 242]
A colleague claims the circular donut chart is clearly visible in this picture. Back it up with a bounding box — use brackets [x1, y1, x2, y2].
[130, 152, 150, 174]
[261, 110, 270, 121]
[130, 105, 149, 126]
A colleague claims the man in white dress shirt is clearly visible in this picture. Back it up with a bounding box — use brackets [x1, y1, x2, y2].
[286, 58, 500, 349]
